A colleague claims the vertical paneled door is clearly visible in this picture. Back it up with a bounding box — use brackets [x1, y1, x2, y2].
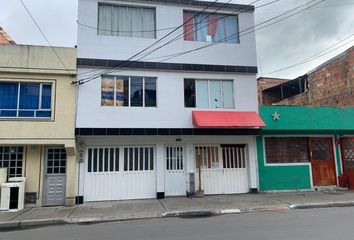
[84, 146, 156, 201]
[340, 137, 354, 189]
[194, 145, 249, 195]
[165, 146, 186, 196]
[309, 138, 337, 186]
[44, 147, 66, 206]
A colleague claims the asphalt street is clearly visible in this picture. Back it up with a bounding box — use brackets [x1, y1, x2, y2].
[1, 207, 354, 240]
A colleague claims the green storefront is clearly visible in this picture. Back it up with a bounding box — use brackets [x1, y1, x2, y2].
[257, 106, 354, 191]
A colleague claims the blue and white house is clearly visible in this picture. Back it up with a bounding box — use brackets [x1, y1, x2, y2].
[75, 0, 263, 202]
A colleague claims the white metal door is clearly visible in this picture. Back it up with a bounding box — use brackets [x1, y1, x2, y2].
[195, 145, 249, 194]
[84, 146, 156, 202]
[165, 146, 186, 196]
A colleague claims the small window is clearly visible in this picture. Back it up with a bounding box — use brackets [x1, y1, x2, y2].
[265, 137, 310, 164]
[87, 147, 119, 173]
[184, 79, 234, 108]
[0, 82, 52, 118]
[183, 12, 239, 44]
[0, 146, 24, 178]
[123, 146, 154, 171]
[101, 75, 157, 107]
[98, 4, 156, 39]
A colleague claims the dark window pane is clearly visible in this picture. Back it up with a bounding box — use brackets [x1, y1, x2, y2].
[19, 83, 40, 109]
[110, 148, 114, 171]
[145, 148, 149, 170]
[60, 167, 66, 174]
[19, 111, 35, 117]
[36, 111, 51, 118]
[140, 148, 144, 171]
[114, 148, 119, 171]
[130, 77, 143, 107]
[88, 148, 92, 172]
[60, 160, 66, 167]
[10, 154, 16, 160]
[3, 160, 9, 167]
[41, 84, 52, 109]
[10, 161, 16, 167]
[99, 148, 103, 172]
[104, 148, 109, 172]
[116, 76, 129, 107]
[184, 79, 196, 107]
[17, 160, 22, 167]
[53, 168, 59, 173]
[129, 148, 134, 171]
[144, 78, 156, 107]
[17, 168, 22, 176]
[47, 168, 53, 174]
[134, 148, 139, 171]
[150, 147, 154, 170]
[0, 110, 17, 117]
[48, 160, 53, 167]
[93, 148, 98, 172]
[124, 148, 128, 171]
[54, 160, 60, 166]
[0, 82, 18, 109]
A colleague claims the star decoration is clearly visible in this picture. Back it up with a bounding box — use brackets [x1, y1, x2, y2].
[272, 111, 280, 121]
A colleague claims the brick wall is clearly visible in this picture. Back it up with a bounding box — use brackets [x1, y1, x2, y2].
[277, 46, 354, 107]
[257, 77, 288, 105]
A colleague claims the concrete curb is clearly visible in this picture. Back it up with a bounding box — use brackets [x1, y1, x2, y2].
[162, 210, 213, 218]
[289, 201, 354, 209]
[0, 218, 66, 231]
[2, 202, 354, 230]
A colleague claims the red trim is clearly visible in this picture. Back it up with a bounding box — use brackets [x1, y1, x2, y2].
[192, 111, 265, 128]
[208, 15, 218, 37]
[183, 12, 194, 41]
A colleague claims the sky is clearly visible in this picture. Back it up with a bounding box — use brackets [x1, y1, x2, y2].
[0, 0, 353, 79]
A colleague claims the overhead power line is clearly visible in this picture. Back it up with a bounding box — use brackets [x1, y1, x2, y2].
[77, 0, 262, 83]
[79, 0, 324, 85]
[143, 0, 324, 64]
[19, 0, 71, 74]
[263, 34, 354, 75]
[73, 0, 221, 84]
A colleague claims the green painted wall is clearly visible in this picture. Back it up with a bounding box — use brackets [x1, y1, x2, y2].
[260, 106, 354, 131]
[257, 136, 312, 191]
[335, 143, 343, 176]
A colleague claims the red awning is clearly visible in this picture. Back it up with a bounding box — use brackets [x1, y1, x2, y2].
[192, 111, 266, 128]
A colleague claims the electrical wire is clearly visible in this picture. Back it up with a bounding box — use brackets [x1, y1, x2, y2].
[78, 0, 324, 84]
[76, 0, 261, 82]
[19, 0, 72, 74]
[73, 0, 221, 84]
[263, 34, 354, 75]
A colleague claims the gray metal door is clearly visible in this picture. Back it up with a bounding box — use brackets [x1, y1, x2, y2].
[44, 147, 66, 206]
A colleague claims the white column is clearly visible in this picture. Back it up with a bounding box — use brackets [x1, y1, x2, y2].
[185, 143, 194, 193]
[156, 144, 165, 193]
[248, 137, 258, 189]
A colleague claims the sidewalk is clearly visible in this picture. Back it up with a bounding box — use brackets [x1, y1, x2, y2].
[1, 191, 354, 230]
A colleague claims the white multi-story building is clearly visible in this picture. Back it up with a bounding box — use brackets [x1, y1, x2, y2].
[76, 0, 264, 202]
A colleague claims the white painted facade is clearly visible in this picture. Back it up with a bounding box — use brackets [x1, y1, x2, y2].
[76, 0, 260, 201]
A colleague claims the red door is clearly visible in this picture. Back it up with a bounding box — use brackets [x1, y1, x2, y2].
[309, 138, 337, 186]
[340, 137, 354, 189]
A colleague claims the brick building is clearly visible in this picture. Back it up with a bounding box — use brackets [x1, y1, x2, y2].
[0, 27, 15, 44]
[258, 46, 354, 106]
[257, 77, 288, 105]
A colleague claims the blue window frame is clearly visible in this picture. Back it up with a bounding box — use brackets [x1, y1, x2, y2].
[0, 82, 52, 118]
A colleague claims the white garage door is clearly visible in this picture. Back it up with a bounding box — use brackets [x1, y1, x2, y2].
[84, 146, 156, 202]
[195, 145, 249, 195]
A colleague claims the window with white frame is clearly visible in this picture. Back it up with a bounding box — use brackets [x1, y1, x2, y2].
[101, 75, 157, 107]
[183, 11, 239, 44]
[98, 4, 156, 39]
[0, 82, 52, 118]
[184, 79, 234, 108]
[0, 146, 24, 178]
